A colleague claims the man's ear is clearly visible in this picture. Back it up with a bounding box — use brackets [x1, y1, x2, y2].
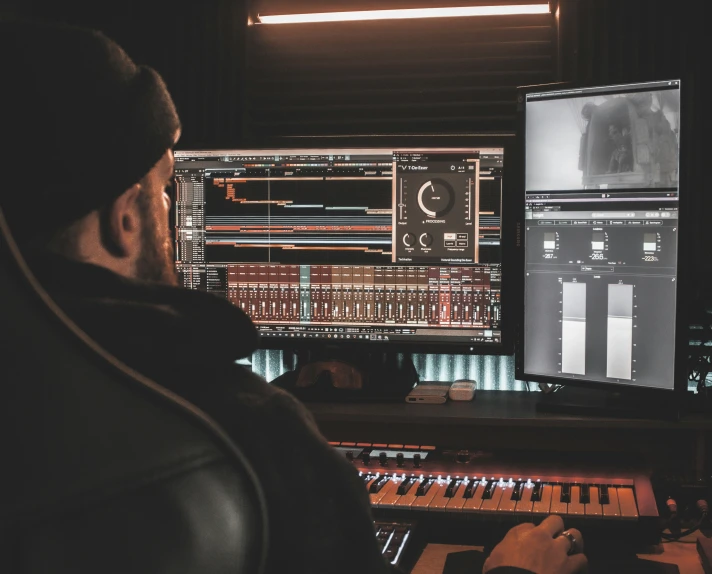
[102, 184, 142, 258]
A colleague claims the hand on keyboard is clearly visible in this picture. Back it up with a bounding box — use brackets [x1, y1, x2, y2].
[483, 515, 587, 574]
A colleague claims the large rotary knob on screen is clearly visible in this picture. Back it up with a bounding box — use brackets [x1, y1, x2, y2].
[402, 232, 417, 247]
[419, 233, 433, 247]
[417, 178, 455, 218]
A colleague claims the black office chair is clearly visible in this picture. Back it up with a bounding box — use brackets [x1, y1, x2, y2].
[0, 205, 269, 573]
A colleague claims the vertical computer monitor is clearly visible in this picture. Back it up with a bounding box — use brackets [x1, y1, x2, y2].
[172, 143, 512, 354]
[517, 79, 683, 390]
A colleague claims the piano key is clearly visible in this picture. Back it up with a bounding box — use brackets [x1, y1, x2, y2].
[416, 477, 436, 496]
[603, 486, 621, 517]
[567, 485, 585, 515]
[496, 481, 518, 513]
[515, 483, 535, 514]
[549, 485, 568, 514]
[531, 481, 543, 502]
[481, 481, 509, 511]
[428, 479, 457, 510]
[462, 477, 479, 499]
[370, 475, 390, 494]
[444, 478, 462, 498]
[393, 477, 423, 509]
[616, 487, 639, 518]
[481, 479, 499, 500]
[580, 484, 591, 504]
[412, 479, 444, 509]
[363, 475, 378, 491]
[463, 480, 488, 512]
[510, 481, 525, 501]
[397, 477, 418, 495]
[445, 480, 470, 511]
[532, 485, 553, 514]
[371, 477, 399, 505]
[560, 483, 572, 503]
[599, 485, 611, 505]
[377, 477, 410, 507]
[585, 486, 603, 516]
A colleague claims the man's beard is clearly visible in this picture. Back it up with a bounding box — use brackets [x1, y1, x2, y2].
[135, 193, 178, 286]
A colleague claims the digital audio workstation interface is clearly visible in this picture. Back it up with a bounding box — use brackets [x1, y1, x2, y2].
[173, 147, 504, 348]
[522, 80, 681, 389]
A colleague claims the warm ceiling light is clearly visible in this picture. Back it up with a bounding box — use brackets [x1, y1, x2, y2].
[257, 4, 550, 24]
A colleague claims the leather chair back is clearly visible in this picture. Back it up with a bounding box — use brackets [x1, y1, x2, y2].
[0, 207, 269, 573]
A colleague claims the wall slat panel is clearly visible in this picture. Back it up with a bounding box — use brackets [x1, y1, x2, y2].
[245, 10, 558, 141]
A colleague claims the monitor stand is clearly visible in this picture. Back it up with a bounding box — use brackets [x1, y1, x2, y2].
[534, 385, 680, 420]
[270, 349, 419, 403]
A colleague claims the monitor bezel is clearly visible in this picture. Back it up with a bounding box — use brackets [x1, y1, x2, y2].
[513, 79, 690, 396]
[172, 134, 516, 356]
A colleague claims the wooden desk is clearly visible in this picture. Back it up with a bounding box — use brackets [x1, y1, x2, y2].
[411, 535, 704, 574]
[307, 391, 712, 479]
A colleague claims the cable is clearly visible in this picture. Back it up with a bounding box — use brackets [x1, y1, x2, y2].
[660, 499, 708, 542]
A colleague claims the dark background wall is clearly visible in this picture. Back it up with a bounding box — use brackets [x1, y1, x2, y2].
[2, 0, 708, 303]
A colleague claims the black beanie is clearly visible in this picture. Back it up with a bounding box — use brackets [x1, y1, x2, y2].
[0, 20, 181, 244]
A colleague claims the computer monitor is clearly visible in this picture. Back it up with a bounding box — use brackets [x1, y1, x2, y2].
[173, 143, 511, 354]
[516, 79, 685, 392]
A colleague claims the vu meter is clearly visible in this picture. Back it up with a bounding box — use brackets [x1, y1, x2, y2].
[393, 150, 480, 264]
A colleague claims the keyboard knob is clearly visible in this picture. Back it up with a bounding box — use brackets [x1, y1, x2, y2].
[379, 452, 388, 466]
[361, 451, 371, 465]
[345, 451, 354, 462]
[455, 450, 470, 463]
[413, 453, 421, 468]
[396, 453, 405, 467]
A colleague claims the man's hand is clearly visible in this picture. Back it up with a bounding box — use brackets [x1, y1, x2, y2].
[483, 515, 587, 574]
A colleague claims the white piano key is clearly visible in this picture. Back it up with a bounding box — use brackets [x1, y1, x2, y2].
[603, 487, 621, 517]
[481, 481, 509, 512]
[585, 486, 603, 516]
[445, 480, 470, 511]
[549, 485, 568, 515]
[429, 479, 462, 511]
[412, 479, 443, 509]
[616, 487, 639, 519]
[567, 486, 585, 516]
[463, 481, 488, 512]
[370, 477, 399, 505]
[515, 483, 535, 514]
[532, 484, 554, 515]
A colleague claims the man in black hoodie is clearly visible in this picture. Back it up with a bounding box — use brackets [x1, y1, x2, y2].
[0, 19, 586, 574]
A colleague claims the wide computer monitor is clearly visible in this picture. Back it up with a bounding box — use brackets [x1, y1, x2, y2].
[516, 79, 685, 391]
[172, 142, 511, 354]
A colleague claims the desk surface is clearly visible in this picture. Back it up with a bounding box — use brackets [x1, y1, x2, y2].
[413, 536, 703, 574]
[306, 390, 712, 430]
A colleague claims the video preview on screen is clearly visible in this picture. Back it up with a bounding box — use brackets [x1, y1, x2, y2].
[526, 87, 680, 192]
[521, 80, 681, 391]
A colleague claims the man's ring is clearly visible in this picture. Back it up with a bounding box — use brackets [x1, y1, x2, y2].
[559, 530, 576, 555]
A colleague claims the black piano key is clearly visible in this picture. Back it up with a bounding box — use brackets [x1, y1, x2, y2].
[445, 479, 462, 498]
[531, 482, 543, 502]
[511, 481, 524, 501]
[416, 477, 435, 496]
[560, 483, 571, 503]
[362, 473, 375, 485]
[462, 479, 478, 499]
[481, 480, 498, 500]
[599, 484, 610, 504]
[397, 477, 417, 495]
[370, 476, 390, 494]
[580, 484, 591, 504]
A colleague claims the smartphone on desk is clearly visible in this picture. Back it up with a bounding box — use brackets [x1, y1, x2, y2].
[405, 383, 449, 404]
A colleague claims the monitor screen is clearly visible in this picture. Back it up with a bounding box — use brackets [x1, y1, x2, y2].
[519, 79, 682, 389]
[173, 146, 508, 352]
